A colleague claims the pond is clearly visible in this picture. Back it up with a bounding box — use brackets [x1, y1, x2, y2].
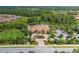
[35, 35, 45, 39]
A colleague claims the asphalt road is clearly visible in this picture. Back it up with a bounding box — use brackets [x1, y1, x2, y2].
[0, 48, 74, 53]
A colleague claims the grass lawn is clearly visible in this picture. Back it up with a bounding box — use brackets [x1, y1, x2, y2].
[0, 45, 36, 48]
[47, 45, 79, 48]
[0, 45, 79, 48]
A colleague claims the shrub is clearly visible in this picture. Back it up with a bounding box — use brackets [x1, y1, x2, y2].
[31, 39, 38, 45]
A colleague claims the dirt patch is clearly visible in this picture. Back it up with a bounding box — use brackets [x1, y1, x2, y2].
[0, 14, 22, 23]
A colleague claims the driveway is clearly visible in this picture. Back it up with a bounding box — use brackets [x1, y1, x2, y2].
[35, 34, 49, 48]
[31, 33, 49, 48]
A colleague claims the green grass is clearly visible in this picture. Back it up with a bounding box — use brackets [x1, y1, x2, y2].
[0, 45, 79, 48]
[47, 45, 79, 48]
[0, 45, 36, 48]
[0, 29, 25, 39]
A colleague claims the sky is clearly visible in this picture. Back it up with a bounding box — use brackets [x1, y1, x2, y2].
[0, 0, 79, 6]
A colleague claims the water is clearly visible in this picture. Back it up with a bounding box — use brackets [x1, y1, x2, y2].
[0, 48, 74, 53]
